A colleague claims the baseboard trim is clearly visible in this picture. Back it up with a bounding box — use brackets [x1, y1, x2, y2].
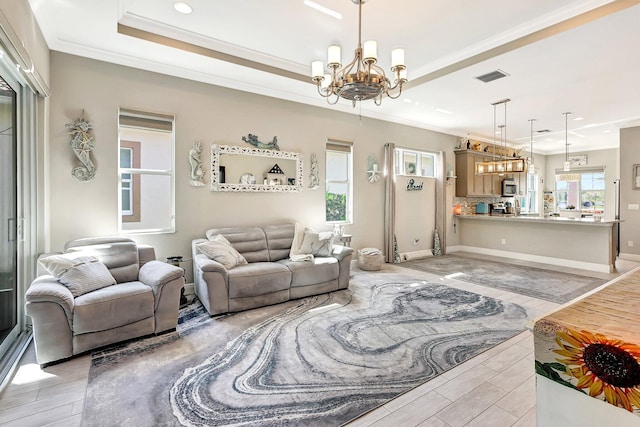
[447, 245, 613, 273]
[619, 252, 640, 262]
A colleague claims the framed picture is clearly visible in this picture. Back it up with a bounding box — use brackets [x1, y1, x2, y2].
[219, 166, 226, 184]
[634, 164, 640, 190]
[287, 178, 296, 186]
[568, 154, 587, 167]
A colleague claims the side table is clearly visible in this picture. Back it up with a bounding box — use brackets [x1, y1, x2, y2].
[167, 256, 191, 307]
[337, 234, 352, 247]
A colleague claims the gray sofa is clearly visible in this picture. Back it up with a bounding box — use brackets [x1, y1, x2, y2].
[25, 237, 185, 365]
[191, 224, 354, 315]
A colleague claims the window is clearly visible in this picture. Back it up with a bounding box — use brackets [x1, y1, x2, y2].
[524, 172, 538, 214]
[118, 109, 175, 233]
[326, 140, 352, 223]
[395, 148, 436, 177]
[555, 169, 605, 213]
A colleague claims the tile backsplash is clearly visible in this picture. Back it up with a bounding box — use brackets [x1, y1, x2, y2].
[453, 197, 514, 215]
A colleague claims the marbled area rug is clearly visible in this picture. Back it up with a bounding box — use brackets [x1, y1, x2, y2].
[83, 271, 529, 427]
[402, 254, 607, 303]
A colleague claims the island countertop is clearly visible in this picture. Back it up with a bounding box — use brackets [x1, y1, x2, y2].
[453, 214, 620, 272]
[456, 214, 620, 226]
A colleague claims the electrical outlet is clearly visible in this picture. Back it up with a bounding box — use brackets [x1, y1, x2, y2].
[629, 241, 634, 247]
[501, 238, 506, 245]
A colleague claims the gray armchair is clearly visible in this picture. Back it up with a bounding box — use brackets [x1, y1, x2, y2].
[25, 237, 184, 365]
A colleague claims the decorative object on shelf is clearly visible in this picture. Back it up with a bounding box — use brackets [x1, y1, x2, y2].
[188, 141, 205, 187]
[241, 133, 279, 150]
[66, 113, 96, 181]
[239, 173, 256, 185]
[310, 0, 407, 107]
[367, 155, 380, 183]
[266, 163, 286, 185]
[406, 178, 423, 191]
[432, 229, 442, 256]
[210, 144, 303, 193]
[309, 153, 320, 189]
[563, 112, 572, 171]
[474, 99, 525, 175]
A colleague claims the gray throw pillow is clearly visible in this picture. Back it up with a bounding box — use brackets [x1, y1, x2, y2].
[38, 254, 117, 297]
[196, 235, 248, 270]
[299, 231, 334, 257]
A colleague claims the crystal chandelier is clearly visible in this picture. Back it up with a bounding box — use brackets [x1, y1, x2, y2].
[310, 0, 407, 106]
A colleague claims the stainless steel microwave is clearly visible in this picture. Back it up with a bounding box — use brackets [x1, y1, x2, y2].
[502, 178, 517, 196]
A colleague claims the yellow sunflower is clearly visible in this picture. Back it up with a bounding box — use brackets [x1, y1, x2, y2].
[554, 328, 640, 412]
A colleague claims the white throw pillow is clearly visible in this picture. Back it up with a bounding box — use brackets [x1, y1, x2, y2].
[38, 254, 116, 297]
[196, 236, 248, 270]
[299, 230, 334, 257]
[289, 223, 306, 259]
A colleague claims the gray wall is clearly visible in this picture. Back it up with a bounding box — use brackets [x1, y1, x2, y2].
[620, 127, 640, 258]
[47, 52, 457, 278]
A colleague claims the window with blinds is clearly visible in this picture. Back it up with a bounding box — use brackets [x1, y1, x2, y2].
[118, 108, 175, 234]
[326, 140, 353, 223]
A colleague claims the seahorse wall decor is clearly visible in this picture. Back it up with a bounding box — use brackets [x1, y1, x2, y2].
[189, 141, 205, 186]
[66, 115, 96, 181]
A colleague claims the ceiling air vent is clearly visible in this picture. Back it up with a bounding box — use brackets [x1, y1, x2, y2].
[475, 70, 509, 83]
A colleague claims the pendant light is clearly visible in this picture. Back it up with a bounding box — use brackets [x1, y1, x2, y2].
[528, 119, 535, 174]
[563, 112, 571, 171]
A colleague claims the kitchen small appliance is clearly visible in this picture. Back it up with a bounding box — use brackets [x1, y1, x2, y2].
[502, 178, 517, 196]
[475, 202, 488, 215]
[490, 202, 507, 215]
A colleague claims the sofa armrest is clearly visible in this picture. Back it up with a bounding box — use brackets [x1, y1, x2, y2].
[25, 277, 75, 364]
[139, 260, 184, 333]
[195, 255, 229, 277]
[139, 260, 184, 294]
[25, 276, 74, 323]
[332, 244, 354, 261]
[192, 253, 230, 315]
[332, 245, 354, 290]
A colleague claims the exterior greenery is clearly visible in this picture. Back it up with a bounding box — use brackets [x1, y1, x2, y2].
[326, 192, 347, 222]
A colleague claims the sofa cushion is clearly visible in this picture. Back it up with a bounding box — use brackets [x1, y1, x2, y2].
[207, 227, 269, 263]
[264, 224, 295, 261]
[279, 257, 339, 288]
[227, 262, 291, 299]
[65, 238, 140, 284]
[38, 254, 116, 297]
[299, 230, 334, 257]
[196, 236, 248, 270]
[73, 281, 154, 334]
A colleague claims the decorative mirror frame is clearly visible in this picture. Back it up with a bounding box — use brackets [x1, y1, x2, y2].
[210, 144, 303, 192]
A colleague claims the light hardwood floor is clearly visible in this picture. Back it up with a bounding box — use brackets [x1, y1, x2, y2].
[1, 254, 637, 427]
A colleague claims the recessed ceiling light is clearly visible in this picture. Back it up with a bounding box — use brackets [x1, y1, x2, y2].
[304, 0, 342, 19]
[435, 108, 452, 114]
[174, 2, 193, 14]
[403, 98, 413, 103]
[573, 116, 584, 121]
[603, 129, 611, 133]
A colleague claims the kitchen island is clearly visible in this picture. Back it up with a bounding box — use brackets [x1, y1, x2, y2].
[453, 215, 620, 272]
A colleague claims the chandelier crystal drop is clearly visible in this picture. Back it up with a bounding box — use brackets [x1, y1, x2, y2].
[310, 0, 407, 107]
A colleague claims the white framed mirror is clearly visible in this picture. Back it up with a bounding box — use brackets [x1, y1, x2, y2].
[210, 144, 303, 192]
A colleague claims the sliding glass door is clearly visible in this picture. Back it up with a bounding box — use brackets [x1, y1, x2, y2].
[0, 75, 17, 357]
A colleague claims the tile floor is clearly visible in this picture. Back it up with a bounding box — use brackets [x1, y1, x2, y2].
[0, 253, 637, 427]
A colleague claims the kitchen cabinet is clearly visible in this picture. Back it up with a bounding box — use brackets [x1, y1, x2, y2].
[455, 150, 502, 197]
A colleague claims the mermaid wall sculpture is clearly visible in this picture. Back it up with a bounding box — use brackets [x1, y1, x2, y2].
[242, 134, 279, 151]
[66, 115, 96, 181]
[189, 141, 205, 186]
[309, 153, 319, 190]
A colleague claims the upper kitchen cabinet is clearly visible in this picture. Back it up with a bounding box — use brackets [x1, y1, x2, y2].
[455, 150, 507, 197]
